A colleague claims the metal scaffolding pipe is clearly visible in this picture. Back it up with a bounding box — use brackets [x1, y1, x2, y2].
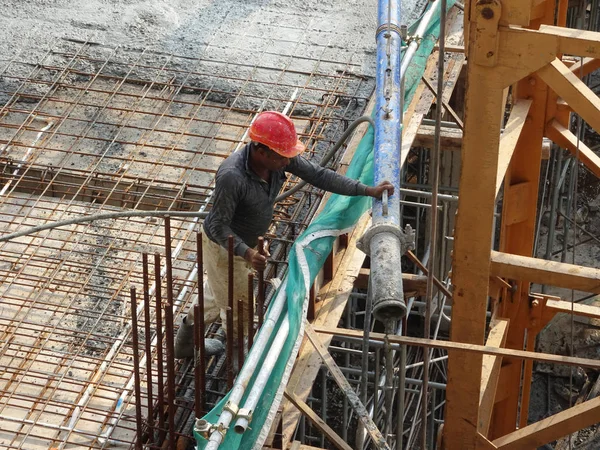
[400, 1, 442, 85]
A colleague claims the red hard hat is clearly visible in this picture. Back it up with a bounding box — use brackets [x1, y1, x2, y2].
[248, 111, 306, 158]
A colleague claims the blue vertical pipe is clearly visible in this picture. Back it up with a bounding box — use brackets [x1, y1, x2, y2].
[370, 0, 406, 321]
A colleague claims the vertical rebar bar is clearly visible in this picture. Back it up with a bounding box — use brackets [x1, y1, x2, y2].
[343, 302, 351, 443]
[357, 281, 373, 450]
[545, 145, 562, 261]
[384, 328, 394, 445]
[321, 368, 327, 448]
[238, 297, 245, 371]
[195, 231, 206, 416]
[374, 347, 381, 433]
[163, 217, 176, 450]
[193, 303, 205, 417]
[154, 252, 165, 444]
[129, 286, 143, 450]
[141, 253, 154, 435]
[396, 324, 406, 450]
[248, 273, 254, 349]
[562, 158, 577, 262]
[227, 235, 235, 389]
[257, 236, 266, 329]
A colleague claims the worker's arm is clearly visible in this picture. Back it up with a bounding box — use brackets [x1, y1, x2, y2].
[285, 156, 393, 198]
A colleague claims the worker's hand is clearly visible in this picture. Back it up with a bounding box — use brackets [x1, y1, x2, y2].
[366, 181, 395, 199]
[245, 248, 268, 271]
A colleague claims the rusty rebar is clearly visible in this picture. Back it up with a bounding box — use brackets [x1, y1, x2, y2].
[227, 235, 235, 389]
[153, 252, 166, 444]
[257, 236, 265, 330]
[129, 286, 143, 450]
[0, 37, 370, 449]
[141, 253, 154, 433]
[163, 217, 176, 450]
[194, 232, 206, 416]
[247, 272, 254, 349]
[193, 303, 205, 417]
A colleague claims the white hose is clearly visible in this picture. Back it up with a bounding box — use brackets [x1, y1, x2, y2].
[233, 315, 290, 434]
[203, 279, 289, 449]
[400, 0, 441, 84]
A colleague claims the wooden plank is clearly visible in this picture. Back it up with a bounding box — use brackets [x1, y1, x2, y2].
[546, 119, 600, 178]
[304, 324, 390, 450]
[546, 298, 600, 319]
[312, 326, 600, 369]
[540, 25, 600, 59]
[283, 390, 352, 450]
[444, 15, 506, 443]
[502, 182, 534, 225]
[281, 214, 370, 445]
[355, 269, 428, 294]
[479, 318, 509, 435]
[492, 396, 600, 450]
[402, 8, 464, 158]
[495, 99, 533, 196]
[490, 250, 600, 294]
[569, 57, 600, 78]
[433, 44, 465, 53]
[499, 0, 533, 26]
[538, 59, 600, 135]
[413, 124, 463, 150]
[422, 76, 465, 129]
[477, 433, 499, 450]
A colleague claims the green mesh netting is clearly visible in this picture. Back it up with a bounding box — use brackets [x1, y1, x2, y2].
[195, 2, 454, 448]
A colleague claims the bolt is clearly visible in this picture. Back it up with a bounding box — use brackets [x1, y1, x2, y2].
[481, 7, 494, 19]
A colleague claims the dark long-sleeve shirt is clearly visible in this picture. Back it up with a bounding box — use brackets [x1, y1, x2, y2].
[203, 143, 369, 257]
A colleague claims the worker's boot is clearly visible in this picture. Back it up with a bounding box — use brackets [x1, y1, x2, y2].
[174, 316, 225, 359]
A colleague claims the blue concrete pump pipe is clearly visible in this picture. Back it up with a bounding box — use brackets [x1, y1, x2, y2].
[370, 0, 406, 321]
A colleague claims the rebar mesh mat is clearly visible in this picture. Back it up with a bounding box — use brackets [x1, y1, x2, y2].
[0, 37, 372, 449]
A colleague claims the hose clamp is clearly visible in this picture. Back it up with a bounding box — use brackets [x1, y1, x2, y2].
[405, 34, 423, 45]
[195, 419, 226, 439]
[223, 400, 239, 417]
[357, 223, 415, 256]
[375, 22, 404, 37]
[237, 408, 253, 422]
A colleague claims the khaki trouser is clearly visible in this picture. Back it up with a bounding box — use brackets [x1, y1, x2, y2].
[187, 230, 253, 341]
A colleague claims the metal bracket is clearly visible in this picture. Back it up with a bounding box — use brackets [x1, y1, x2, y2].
[237, 408, 253, 422]
[357, 223, 415, 256]
[223, 400, 239, 417]
[405, 34, 423, 46]
[194, 419, 227, 440]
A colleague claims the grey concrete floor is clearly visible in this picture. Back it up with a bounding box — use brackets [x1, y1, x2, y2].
[0, 0, 427, 78]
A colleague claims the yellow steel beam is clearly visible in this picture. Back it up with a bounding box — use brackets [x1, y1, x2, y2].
[492, 396, 600, 450]
[490, 250, 600, 294]
[495, 99, 533, 196]
[478, 318, 509, 435]
[546, 119, 600, 178]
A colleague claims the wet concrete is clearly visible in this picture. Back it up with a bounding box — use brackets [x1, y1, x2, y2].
[0, 0, 428, 79]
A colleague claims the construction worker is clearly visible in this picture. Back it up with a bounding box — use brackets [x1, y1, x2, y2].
[174, 111, 394, 359]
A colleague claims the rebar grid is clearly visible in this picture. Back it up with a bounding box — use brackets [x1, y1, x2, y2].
[0, 33, 373, 449]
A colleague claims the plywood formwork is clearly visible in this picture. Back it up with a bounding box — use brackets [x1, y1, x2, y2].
[0, 37, 374, 448]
